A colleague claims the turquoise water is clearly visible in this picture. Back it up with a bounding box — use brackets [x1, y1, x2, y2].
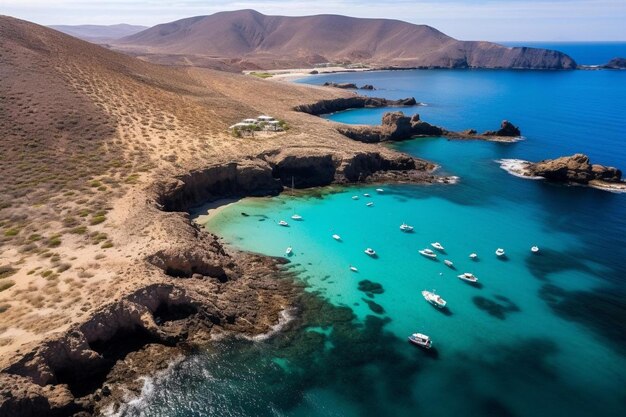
[117, 69, 626, 417]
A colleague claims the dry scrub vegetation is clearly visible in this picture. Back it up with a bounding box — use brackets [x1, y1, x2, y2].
[0, 16, 354, 357]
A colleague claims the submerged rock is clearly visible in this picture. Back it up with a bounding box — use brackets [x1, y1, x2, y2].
[357, 280, 385, 295]
[361, 298, 385, 314]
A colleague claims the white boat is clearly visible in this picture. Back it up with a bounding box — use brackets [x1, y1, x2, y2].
[457, 272, 478, 283]
[419, 249, 437, 259]
[332, 234, 342, 241]
[350, 266, 358, 272]
[366, 202, 374, 207]
[278, 220, 289, 227]
[399, 223, 414, 232]
[422, 290, 447, 308]
[408, 333, 432, 349]
[495, 248, 506, 257]
[291, 214, 303, 220]
[431, 242, 445, 251]
[363, 193, 371, 197]
[376, 188, 384, 193]
[531, 246, 540, 253]
[352, 195, 359, 200]
[285, 247, 293, 256]
[444, 260, 454, 268]
[364, 248, 376, 256]
[469, 253, 478, 260]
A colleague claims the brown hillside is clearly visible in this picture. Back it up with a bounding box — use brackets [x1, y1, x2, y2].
[0, 14, 364, 358]
[114, 9, 577, 70]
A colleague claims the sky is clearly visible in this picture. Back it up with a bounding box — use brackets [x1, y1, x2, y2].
[1, 0, 625, 41]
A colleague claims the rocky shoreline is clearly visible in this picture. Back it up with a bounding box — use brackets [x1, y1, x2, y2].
[333, 111, 522, 143]
[498, 154, 626, 192]
[0, 147, 448, 417]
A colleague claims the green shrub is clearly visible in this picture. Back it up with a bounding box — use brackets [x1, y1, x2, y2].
[0, 280, 15, 292]
[46, 235, 62, 247]
[4, 228, 19, 237]
[0, 266, 17, 279]
[90, 215, 106, 225]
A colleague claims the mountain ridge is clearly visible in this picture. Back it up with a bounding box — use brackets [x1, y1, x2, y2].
[49, 23, 148, 43]
[114, 9, 577, 70]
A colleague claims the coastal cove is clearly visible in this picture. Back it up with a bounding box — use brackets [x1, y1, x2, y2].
[118, 69, 626, 417]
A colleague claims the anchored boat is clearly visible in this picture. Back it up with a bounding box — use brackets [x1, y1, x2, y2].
[408, 333, 433, 349]
[422, 290, 447, 308]
[457, 272, 478, 283]
[400, 223, 414, 232]
[419, 248, 437, 259]
[431, 242, 445, 251]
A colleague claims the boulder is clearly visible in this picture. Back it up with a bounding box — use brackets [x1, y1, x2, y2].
[360, 84, 375, 90]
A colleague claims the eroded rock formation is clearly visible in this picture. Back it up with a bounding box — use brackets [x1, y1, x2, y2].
[155, 150, 437, 212]
[294, 96, 417, 115]
[482, 120, 521, 137]
[527, 154, 622, 184]
[334, 111, 522, 143]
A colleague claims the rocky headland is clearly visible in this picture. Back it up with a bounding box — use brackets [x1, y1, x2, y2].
[323, 82, 375, 90]
[331, 111, 522, 143]
[601, 57, 626, 69]
[498, 154, 626, 192]
[294, 96, 418, 115]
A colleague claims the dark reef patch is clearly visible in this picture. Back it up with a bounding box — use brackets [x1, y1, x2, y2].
[357, 280, 385, 296]
[472, 295, 520, 320]
[525, 248, 593, 281]
[540, 284, 626, 357]
[361, 298, 385, 314]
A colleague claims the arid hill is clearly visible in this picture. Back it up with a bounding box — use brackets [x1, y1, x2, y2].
[48, 23, 148, 43]
[113, 9, 577, 70]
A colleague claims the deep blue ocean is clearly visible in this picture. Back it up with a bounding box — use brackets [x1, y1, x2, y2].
[113, 44, 626, 417]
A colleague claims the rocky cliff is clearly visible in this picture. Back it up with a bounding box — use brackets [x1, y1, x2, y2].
[156, 150, 437, 212]
[294, 96, 417, 116]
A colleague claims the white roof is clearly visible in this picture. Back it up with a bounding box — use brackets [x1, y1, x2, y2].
[257, 115, 274, 120]
[268, 120, 281, 124]
[229, 122, 254, 128]
[243, 118, 258, 123]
